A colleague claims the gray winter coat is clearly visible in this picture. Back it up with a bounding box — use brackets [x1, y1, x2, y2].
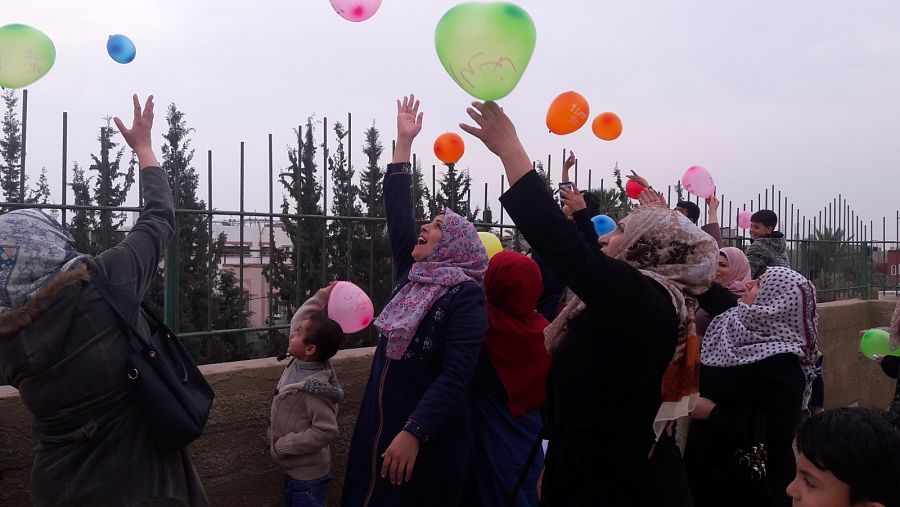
[0, 167, 208, 507]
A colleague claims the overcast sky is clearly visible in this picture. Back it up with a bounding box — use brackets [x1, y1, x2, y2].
[5, 0, 900, 240]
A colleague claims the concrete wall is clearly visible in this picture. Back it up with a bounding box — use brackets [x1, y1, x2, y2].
[2, 300, 898, 506]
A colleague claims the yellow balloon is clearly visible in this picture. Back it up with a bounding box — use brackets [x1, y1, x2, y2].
[478, 232, 503, 259]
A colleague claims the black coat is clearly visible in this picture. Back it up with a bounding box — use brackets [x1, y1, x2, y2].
[501, 170, 689, 506]
[686, 285, 805, 507]
[341, 163, 488, 507]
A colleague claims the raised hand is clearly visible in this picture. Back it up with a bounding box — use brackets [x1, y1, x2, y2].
[114, 94, 158, 169]
[396, 94, 423, 142]
[393, 94, 423, 164]
[562, 150, 576, 182]
[637, 187, 666, 208]
[560, 185, 586, 213]
[460, 101, 531, 185]
[626, 170, 651, 190]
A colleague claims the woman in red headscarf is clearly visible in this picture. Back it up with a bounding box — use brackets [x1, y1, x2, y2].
[464, 251, 551, 506]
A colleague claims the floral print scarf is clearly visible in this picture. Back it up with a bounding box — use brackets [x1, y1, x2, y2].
[374, 208, 488, 360]
[0, 209, 88, 314]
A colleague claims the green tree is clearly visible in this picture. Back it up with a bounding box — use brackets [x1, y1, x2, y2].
[326, 121, 362, 281]
[27, 167, 51, 204]
[88, 119, 135, 251]
[265, 118, 326, 322]
[207, 267, 254, 362]
[354, 123, 392, 346]
[433, 163, 479, 220]
[69, 162, 95, 253]
[412, 159, 431, 220]
[0, 90, 22, 204]
[588, 187, 631, 221]
[144, 104, 229, 364]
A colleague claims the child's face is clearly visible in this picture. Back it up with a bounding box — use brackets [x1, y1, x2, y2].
[287, 320, 317, 360]
[786, 453, 856, 507]
[749, 221, 775, 240]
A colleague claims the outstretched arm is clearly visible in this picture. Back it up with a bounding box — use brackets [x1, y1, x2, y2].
[561, 150, 575, 183]
[385, 95, 424, 279]
[97, 95, 173, 298]
[114, 94, 159, 170]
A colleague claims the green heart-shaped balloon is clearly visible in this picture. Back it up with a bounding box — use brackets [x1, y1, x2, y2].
[0, 24, 56, 89]
[435, 2, 536, 101]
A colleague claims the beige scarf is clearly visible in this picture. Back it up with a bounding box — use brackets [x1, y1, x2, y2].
[544, 206, 718, 440]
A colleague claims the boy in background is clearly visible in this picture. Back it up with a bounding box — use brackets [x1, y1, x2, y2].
[746, 209, 790, 278]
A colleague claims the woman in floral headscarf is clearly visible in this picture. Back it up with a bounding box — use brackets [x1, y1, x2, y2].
[686, 266, 820, 507]
[461, 100, 719, 506]
[341, 95, 489, 507]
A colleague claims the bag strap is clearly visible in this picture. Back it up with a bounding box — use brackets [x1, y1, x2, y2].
[86, 261, 155, 350]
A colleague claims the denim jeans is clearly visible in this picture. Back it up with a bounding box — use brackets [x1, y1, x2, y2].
[283, 473, 331, 507]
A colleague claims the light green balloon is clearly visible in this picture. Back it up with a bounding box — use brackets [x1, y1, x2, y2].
[435, 2, 536, 101]
[859, 328, 900, 360]
[0, 24, 56, 89]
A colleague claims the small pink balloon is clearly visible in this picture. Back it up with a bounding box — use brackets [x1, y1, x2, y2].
[328, 281, 375, 333]
[681, 165, 715, 199]
[738, 210, 752, 229]
[329, 0, 382, 22]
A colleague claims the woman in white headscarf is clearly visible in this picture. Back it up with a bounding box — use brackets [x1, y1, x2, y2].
[686, 267, 820, 507]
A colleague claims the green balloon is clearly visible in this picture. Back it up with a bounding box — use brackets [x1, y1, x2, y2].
[435, 2, 536, 101]
[0, 24, 56, 89]
[859, 328, 900, 360]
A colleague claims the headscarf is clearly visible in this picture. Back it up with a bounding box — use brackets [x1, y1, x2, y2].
[702, 266, 820, 409]
[696, 247, 753, 337]
[718, 247, 752, 295]
[0, 209, 88, 315]
[374, 208, 488, 360]
[484, 251, 551, 418]
[544, 206, 718, 440]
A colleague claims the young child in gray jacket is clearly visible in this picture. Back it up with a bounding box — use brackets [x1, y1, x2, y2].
[270, 284, 345, 507]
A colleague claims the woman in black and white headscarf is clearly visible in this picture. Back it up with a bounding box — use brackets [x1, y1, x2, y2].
[684, 266, 820, 507]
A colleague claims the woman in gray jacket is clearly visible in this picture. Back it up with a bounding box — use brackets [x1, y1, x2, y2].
[0, 95, 208, 506]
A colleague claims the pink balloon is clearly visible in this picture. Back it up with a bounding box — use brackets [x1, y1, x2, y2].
[327, 281, 375, 333]
[738, 210, 752, 229]
[329, 0, 382, 22]
[681, 165, 715, 199]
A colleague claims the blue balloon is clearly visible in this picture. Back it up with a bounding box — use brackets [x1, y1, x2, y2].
[107, 34, 136, 64]
[592, 214, 616, 237]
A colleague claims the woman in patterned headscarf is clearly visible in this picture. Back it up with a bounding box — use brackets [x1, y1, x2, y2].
[0, 95, 208, 506]
[461, 100, 719, 506]
[686, 266, 820, 507]
[341, 95, 489, 507]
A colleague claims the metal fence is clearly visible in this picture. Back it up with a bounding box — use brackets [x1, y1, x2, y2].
[3, 91, 900, 362]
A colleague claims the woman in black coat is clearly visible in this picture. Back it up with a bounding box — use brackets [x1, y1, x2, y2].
[461, 100, 719, 506]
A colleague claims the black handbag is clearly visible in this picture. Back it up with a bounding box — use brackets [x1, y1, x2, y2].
[89, 263, 214, 449]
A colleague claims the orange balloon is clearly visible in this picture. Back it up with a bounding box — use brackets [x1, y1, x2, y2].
[592, 112, 622, 141]
[434, 132, 465, 164]
[546, 91, 590, 135]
